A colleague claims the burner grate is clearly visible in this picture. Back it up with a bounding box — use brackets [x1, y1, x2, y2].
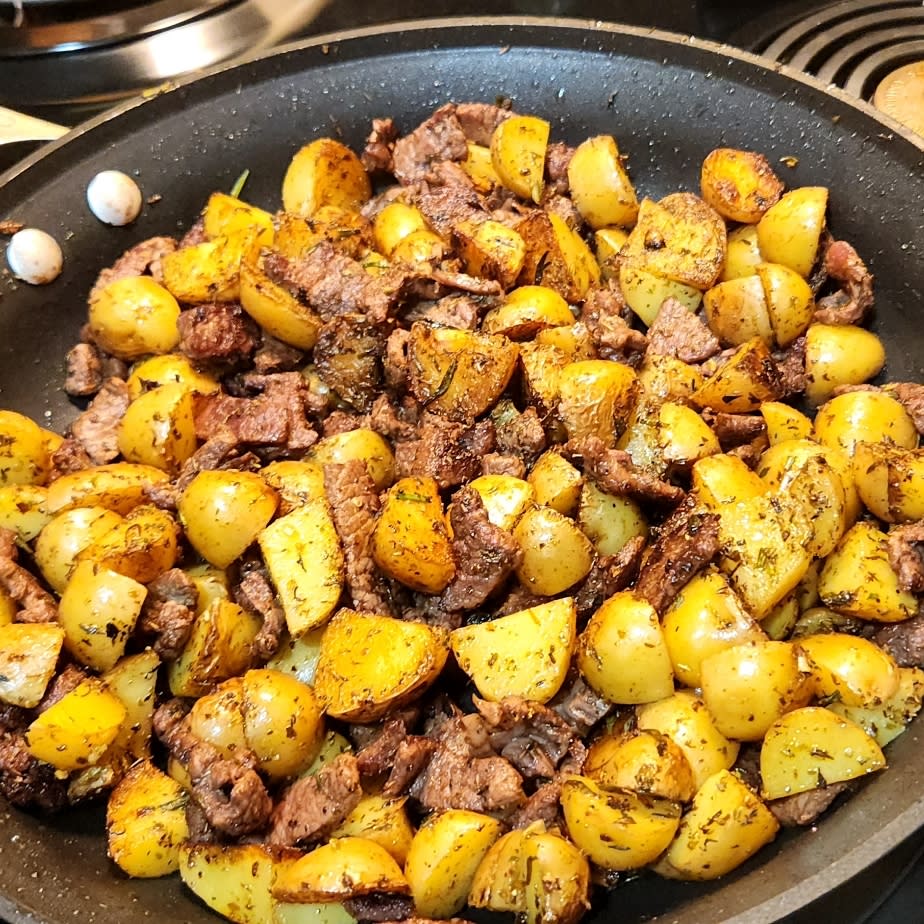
[731, 0, 924, 101]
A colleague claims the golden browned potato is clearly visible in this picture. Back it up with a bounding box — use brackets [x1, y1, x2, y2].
[0, 623, 65, 709]
[514, 504, 593, 595]
[470, 824, 590, 924]
[88, 276, 181, 359]
[691, 337, 783, 413]
[700, 148, 784, 223]
[654, 769, 779, 880]
[77, 503, 180, 583]
[372, 475, 455, 594]
[528, 450, 583, 515]
[490, 114, 550, 202]
[453, 218, 526, 289]
[813, 389, 917, 457]
[557, 358, 638, 447]
[516, 210, 600, 302]
[636, 691, 740, 790]
[58, 560, 147, 672]
[482, 285, 576, 340]
[202, 190, 273, 243]
[239, 245, 323, 351]
[854, 441, 924, 523]
[404, 810, 503, 919]
[562, 776, 682, 871]
[721, 223, 763, 281]
[180, 843, 276, 924]
[700, 640, 811, 740]
[25, 677, 127, 772]
[760, 707, 885, 800]
[45, 463, 170, 516]
[180, 470, 278, 570]
[703, 273, 772, 347]
[620, 192, 727, 290]
[449, 597, 576, 704]
[461, 141, 502, 192]
[259, 497, 345, 636]
[309, 428, 396, 492]
[372, 201, 428, 256]
[798, 633, 900, 708]
[567, 135, 640, 229]
[661, 568, 766, 688]
[408, 323, 519, 423]
[160, 229, 258, 305]
[314, 609, 448, 722]
[0, 483, 50, 544]
[467, 473, 536, 530]
[619, 263, 703, 327]
[690, 453, 767, 510]
[829, 666, 924, 747]
[0, 410, 51, 486]
[577, 591, 674, 704]
[818, 520, 918, 623]
[332, 794, 415, 866]
[167, 599, 260, 697]
[125, 353, 219, 401]
[107, 760, 189, 878]
[804, 323, 886, 405]
[756, 186, 829, 278]
[585, 729, 696, 803]
[282, 138, 372, 217]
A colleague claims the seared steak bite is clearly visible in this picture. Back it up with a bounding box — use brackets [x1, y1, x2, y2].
[0, 528, 57, 623]
[139, 567, 198, 660]
[69, 376, 129, 464]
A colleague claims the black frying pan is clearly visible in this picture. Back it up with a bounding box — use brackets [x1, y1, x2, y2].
[1, 17, 924, 924]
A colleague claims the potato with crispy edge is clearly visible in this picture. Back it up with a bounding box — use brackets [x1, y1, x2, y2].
[654, 769, 779, 880]
[283, 138, 372, 217]
[45, 463, 169, 515]
[516, 211, 600, 302]
[453, 218, 526, 289]
[58, 560, 148, 672]
[408, 323, 519, 423]
[332, 794, 416, 867]
[620, 193, 726, 290]
[558, 358, 638, 447]
[315, 609, 448, 723]
[568, 135, 640, 229]
[372, 475, 454, 595]
[107, 760, 189, 878]
[561, 776, 682, 871]
[450, 597, 576, 704]
[0, 623, 65, 708]
[760, 707, 886, 800]
[490, 114, 550, 203]
[691, 337, 784, 413]
[854, 441, 924, 523]
[700, 148, 784, 223]
[404, 809, 503, 919]
[160, 229, 259, 305]
[273, 836, 410, 903]
[483, 285, 575, 340]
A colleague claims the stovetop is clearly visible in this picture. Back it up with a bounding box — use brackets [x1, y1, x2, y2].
[1, 2, 923, 923]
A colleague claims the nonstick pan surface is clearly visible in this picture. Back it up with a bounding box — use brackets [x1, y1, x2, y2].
[1, 17, 923, 924]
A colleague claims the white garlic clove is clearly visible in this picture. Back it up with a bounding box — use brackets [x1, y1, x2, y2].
[86, 170, 143, 226]
[6, 228, 64, 285]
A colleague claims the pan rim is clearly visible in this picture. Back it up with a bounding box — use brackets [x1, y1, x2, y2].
[1, 13, 922, 192]
[0, 14, 923, 924]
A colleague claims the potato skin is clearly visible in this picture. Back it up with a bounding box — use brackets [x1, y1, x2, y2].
[282, 138, 372, 217]
[700, 148, 784, 223]
[314, 609, 448, 723]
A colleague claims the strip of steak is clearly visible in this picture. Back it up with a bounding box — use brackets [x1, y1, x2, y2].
[344, 895, 414, 923]
[573, 535, 647, 620]
[440, 486, 522, 612]
[646, 298, 721, 364]
[391, 105, 469, 185]
[874, 613, 924, 668]
[139, 568, 197, 660]
[154, 699, 272, 837]
[395, 415, 495, 490]
[769, 781, 850, 827]
[475, 697, 576, 780]
[324, 460, 394, 615]
[178, 303, 259, 369]
[813, 239, 874, 326]
[269, 752, 362, 846]
[494, 405, 547, 467]
[887, 522, 924, 593]
[568, 436, 685, 508]
[510, 779, 564, 830]
[70, 376, 129, 464]
[64, 342, 104, 397]
[361, 117, 398, 174]
[409, 714, 525, 815]
[0, 705, 68, 812]
[263, 242, 411, 324]
[581, 285, 648, 360]
[773, 336, 807, 398]
[314, 314, 387, 412]
[550, 674, 614, 737]
[887, 382, 924, 434]
[232, 567, 286, 661]
[0, 528, 57, 623]
[634, 500, 720, 613]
